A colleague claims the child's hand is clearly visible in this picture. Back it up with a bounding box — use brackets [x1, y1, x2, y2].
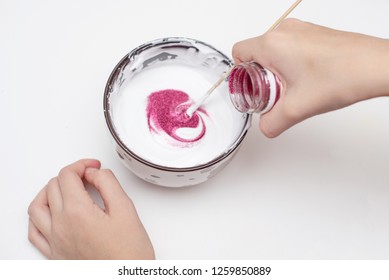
[233, 19, 389, 137]
[28, 159, 155, 259]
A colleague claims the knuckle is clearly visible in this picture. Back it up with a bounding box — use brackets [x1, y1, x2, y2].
[256, 33, 279, 57]
[27, 230, 35, 243]
[58, 166, 70, 178]
[278, 18, 302, 30]
[231, 42, 241, 59]
[58, 160, 83, 178]
[46, 177, 58, 191]
[27, 202, 36, 216]
[97, 169, 115, 180]
[47, 177, 57, 185]
[260, 32, 273, 48]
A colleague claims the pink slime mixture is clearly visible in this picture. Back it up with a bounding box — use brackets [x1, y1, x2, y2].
[146, 89, 207, 144]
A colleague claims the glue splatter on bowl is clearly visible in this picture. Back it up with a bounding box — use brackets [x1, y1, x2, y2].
[146, 89, 207, 146]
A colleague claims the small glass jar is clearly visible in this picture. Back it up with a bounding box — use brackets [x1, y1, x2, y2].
[228, 62, 281, 114]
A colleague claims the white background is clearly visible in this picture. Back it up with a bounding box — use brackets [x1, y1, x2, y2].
[1, 0, 389, 260]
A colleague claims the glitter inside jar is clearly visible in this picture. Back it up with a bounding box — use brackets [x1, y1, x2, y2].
[229, 62, 281, 114]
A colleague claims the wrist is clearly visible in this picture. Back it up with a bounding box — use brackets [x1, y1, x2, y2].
[374, 39, 389, 98]
[351, 37, 389, 100]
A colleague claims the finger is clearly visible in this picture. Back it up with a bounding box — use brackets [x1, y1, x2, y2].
[259, 94, 302, 138]
[46, 177, 63, 214]
[28, 218, 51, 258]
[57, 159, 101, 203]
[84, 168, 131, 215]
[28, 186, 52, 238]
[231, 36, 259, 64]
[233, 34, 276, 65]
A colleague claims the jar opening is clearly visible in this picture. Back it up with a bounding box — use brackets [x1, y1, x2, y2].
[228, 62, 279, 114]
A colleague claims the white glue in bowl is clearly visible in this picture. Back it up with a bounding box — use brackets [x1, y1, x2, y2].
[104, 37, 251, 187]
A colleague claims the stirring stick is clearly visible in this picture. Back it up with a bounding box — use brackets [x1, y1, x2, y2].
[186, 0, 302, 117]
[267, 0, 303, 32]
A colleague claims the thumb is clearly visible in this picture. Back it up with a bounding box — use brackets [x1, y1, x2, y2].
[84, 168, 132, 214]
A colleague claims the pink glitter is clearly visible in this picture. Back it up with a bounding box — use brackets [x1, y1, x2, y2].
[229, 64, 282, 113]
[229, 67, 252, 95]
[146, 89, 207, 145]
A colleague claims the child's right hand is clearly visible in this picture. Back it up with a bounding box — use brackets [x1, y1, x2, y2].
[232, 19, 389, 137]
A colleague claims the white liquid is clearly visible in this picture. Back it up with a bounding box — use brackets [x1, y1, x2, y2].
[109, 64, 248, 168]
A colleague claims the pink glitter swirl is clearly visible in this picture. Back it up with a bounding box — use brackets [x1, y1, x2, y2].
[146, 89, 207, 145]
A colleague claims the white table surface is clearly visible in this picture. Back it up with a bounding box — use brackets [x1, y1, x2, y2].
[1, 0, 389, 260]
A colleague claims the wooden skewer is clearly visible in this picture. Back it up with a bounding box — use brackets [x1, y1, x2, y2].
[267, 0, 302, 32]
[186, 0, 303, 117]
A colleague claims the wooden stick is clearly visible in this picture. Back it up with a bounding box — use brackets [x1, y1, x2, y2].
[186, 0, 303, 117]
[267, 0, 303, 32]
